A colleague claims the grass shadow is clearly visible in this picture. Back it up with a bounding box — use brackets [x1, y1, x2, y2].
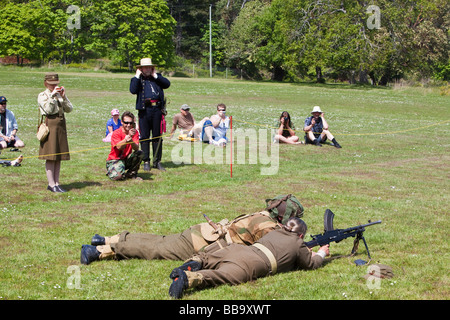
[62, 181, 103, 191]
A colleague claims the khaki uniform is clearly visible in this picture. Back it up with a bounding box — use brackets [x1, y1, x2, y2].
[99, 211, 280, 261]
[37, 89, 73, 161]
[184, 229, 324, 289]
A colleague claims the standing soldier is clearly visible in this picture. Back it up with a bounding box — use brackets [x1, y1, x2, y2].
[130, 58, 170, 172]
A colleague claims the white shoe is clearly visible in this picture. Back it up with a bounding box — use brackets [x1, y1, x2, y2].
[11, 155, 23, 167]
[217, 138, 227, 147]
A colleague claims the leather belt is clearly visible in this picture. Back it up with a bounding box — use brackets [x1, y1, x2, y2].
[144, 99, 160, 107]
[253, 243, 277, 275]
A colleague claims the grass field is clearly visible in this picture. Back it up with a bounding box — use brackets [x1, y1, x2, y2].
[0, 66, 448, 301]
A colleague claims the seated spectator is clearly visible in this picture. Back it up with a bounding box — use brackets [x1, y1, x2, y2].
[303, 106, 342, 148]
[103, 109, 122, 142]
[274, 111, 302, 144]
[189, 103, 230, 147]
[169, 104, 196, 139]
[0, 96, 25, 151]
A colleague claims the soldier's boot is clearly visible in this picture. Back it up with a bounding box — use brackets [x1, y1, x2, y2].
[80, 244, 116, 265]
[169, 258, 203, 279]
[168, 269, 204, 299]
[80, 245, 100, 265]
[169, 269, 189, 299]
[91, 234, 120, 246]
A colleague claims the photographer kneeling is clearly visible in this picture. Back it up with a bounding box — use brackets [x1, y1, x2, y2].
[106, 111, 144, 181]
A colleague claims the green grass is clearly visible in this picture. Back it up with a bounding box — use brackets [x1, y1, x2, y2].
[0, 66, 448, 300]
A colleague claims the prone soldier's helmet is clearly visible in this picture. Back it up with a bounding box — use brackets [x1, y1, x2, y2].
[265, 194, 304, 224]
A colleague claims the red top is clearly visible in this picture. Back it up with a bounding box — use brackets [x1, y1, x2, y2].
[107, 128, 140, 161]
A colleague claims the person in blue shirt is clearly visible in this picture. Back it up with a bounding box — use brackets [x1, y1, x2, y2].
[103, 109, 122, 142]
[304, 106, 342, 148]
[0, 96, 25, 152]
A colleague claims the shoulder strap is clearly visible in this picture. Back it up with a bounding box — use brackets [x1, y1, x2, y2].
[253, 243, 277, 275]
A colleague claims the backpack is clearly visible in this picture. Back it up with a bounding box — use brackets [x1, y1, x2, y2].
[265, 194, 304, 224]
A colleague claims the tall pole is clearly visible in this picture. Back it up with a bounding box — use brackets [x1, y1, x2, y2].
[209, 4, 212, 78]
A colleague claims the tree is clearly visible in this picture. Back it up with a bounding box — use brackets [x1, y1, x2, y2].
[87, 0, 176, 70]
[224, 0, 269, 79]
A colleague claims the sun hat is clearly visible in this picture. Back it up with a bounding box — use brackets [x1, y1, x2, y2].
[137, 58, 156, 68]
[311, 106, 323, 114]
[111, 109, 120, 116]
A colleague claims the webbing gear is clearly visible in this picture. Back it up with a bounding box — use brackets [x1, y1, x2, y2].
[253, 243, 277, 275]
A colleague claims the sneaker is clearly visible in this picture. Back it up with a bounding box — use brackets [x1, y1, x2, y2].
[143, 161, 151, 172]
[217, 138, 227, 147]
[11, 155, 23, 167]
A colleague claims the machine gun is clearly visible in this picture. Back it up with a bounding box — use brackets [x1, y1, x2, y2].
[305, 209, 381, 260]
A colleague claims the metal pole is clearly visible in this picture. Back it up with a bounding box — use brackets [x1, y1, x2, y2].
[209, 4, 212, 78]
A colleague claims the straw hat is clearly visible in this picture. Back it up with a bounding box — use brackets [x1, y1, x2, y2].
[136, 58, 156, 68]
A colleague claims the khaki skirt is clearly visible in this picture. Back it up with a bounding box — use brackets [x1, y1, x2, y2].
[39, 114, 70, 161]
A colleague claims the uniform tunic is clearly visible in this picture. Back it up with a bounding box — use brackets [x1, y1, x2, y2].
[37, 89, 73, 161]
[186, 229, 324, 288]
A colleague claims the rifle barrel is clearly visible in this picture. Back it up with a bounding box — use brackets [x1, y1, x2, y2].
[342, 220, 382, 233]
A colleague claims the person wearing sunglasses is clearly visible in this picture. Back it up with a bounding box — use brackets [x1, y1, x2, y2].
[0, 96, 25, 154]
[187, 103, 230, 147]
[105, 111, 144, 181]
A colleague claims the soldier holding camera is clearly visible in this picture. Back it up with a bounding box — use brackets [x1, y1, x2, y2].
[38, 73, 73, 193]
[130, 58, 171, 172]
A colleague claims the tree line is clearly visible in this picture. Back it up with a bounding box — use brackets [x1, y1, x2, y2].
[0, 0, 448, 84]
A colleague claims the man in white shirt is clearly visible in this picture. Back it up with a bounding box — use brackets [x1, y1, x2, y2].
[189, 103, 230, 147]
